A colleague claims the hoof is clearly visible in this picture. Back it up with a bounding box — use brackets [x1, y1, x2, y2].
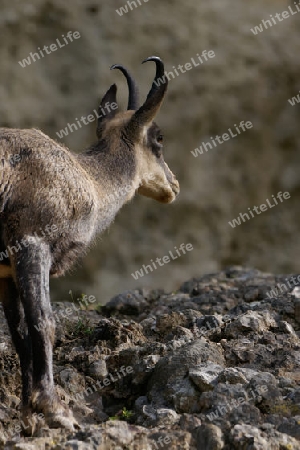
[45, 411, 80, 432]
[20, 406, 45, 436]
[31, 390, 80, 432]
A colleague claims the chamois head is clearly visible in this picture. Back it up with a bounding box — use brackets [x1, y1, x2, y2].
[97, 57, 179, 204]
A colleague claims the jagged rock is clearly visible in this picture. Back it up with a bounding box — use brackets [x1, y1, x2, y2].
[148, 339, 225, 412]
[224, 310, 277, 337]
[217, 367, 256, 384]
[189, 364, 223, 392]
[0, 268, 300, 449]
[196, 424, 225, 450]
[102, 291, 148, 316]
[229, 424, 300, 450]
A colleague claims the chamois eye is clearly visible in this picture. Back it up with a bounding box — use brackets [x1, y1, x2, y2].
[157, 134, 163, 143]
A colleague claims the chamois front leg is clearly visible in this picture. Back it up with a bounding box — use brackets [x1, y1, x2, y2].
[0, 278, 33, 407]
[11, 237, 78, 432]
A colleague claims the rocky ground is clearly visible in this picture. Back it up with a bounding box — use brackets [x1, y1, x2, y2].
[0, 266, 300, 449]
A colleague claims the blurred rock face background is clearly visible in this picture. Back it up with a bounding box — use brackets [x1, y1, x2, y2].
[1, 0, 300, 302]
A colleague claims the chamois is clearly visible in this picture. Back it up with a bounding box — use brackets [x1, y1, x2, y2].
[0, 56, 179, 432]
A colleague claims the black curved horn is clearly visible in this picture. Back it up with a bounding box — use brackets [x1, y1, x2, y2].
[142, 56, 167, 102]
[126, 56, 167, 134]
[110, 64, 139, 110]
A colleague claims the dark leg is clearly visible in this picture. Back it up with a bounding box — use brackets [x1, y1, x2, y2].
[0, 278, 33, 406]
[12, 237, 78, 431]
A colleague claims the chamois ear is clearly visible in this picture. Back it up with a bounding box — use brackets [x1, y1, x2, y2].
[97, 84, 119, 138]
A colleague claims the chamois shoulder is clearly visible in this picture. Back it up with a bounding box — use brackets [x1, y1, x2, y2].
[0, 127, 73, 160]
[0, 128, 98, 222]
[0, 127, 90, 181]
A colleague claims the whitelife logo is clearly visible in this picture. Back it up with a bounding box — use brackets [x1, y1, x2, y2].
[266, 275, 300, 299]
[206, 385, 268, 421]
[228, 191, 290, 228]
[250, 2, 300, 35]
[131, 243, 193, 280]
[18, 31, 81, 68]
[288, 90, 300, 106]
[56, 101, 118, 139]
[0, 224, 59, 261]
[116, 0, 149, 16]
[153, 50, 215, 88]
[191, 120, 253, 157]
[73, 365, 133, 402]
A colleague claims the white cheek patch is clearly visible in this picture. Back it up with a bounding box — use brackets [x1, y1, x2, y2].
[135, 125, 173, 193]
[142, 126, 148, 138]
[141, 126, 149, 147]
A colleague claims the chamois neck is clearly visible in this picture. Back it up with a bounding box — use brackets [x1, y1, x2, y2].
[77, 139, 138, 212]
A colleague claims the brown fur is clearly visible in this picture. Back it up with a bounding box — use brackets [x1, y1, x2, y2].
[0, 57, 179, 433]
[0, 265, 12, 277]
